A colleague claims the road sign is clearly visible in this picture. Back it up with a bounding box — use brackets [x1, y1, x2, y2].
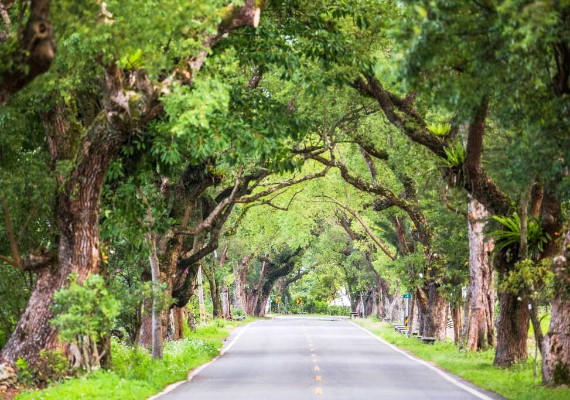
[403, 293, 411, 298]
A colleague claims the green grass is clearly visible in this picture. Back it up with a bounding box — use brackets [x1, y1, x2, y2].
[16, 318, 253, 400]
[355, 319, 570, 400]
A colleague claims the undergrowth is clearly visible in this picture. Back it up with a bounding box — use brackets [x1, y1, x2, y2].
[16, 319, 251, 400]
[356, 319, 570, 400]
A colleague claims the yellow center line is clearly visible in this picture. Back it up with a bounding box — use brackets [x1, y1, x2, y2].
[315, 387, 323, 395]
[315, 375, 322, 381]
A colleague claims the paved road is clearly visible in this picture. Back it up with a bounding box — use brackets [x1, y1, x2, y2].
[156, 317, 502, 400]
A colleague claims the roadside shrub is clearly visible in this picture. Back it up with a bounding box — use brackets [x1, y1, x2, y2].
[16, 349, 69, 388]
[50, 274, 120, 372]
[232, 308, 245, 317]
[111, 341, 153, 381]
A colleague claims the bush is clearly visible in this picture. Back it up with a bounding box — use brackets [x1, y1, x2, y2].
[50, 274, 120, 371]
[293, 298, 350, 316]
[16, 349, 70, 388]
[111, 341, 153, 381]
[232, 308, 245, 317]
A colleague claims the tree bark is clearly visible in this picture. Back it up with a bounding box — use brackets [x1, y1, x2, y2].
[171, 307, 186, 340]
[234, 255, 252, 312]
[221, 285, 232, 320]
[416, 283, 447, 340]
[542, 227, 570, 385]
[147, 232, 162, 359]
[494, 290, 529, 366]
[138, 297, 153, 348]
[451, 305, 462, 345]
[204, 262, 222, 318]
[463, 196, 495, 351]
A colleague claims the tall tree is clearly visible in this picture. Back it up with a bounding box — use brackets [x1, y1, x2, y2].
[0, 0, 264, 366]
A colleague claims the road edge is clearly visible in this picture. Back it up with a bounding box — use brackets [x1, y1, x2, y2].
[348, 321, 505, 400]
[147, 321, 257, 400]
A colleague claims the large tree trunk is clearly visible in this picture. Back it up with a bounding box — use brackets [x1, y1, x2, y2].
[1, 107, 116, 365]
[542, 294, 570, 385]
[171, 307, 186, 340]
[417, 283, 447, 340]
[373, 283, 383, 319]
[494, 290, 529, 366]
[256, 289, 271, 317]
[234, 255, 252, 312]
[542, 227, 570, 385]
[246, 260, 267, 316]
[463, 196, 495, 351]
[380, 279, 394, 320]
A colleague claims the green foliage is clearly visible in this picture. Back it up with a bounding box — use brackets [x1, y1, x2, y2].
[16, 358, 35, 387]
[427, 122, 451, 136]
[285, 299, 350, 316]
[397, 1, 570, 198]
[491, 213, 551, 260]
[499, 259, 554, 297]
[442, 142, 466, 169]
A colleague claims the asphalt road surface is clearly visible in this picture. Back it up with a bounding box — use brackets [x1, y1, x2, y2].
[156, 316, 503, 400]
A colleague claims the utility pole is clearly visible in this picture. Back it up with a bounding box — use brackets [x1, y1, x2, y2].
[197, 263, 207, 325]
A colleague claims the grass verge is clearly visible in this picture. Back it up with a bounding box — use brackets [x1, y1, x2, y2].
[354, 318, 570, 400]
[16, 318, 253, 400]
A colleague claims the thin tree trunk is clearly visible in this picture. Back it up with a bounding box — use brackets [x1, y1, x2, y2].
[451, 305, 462, 345]
[221, 285, 232, 319]
[203, 262, 222, 318]
[407, 294, 416, 337]
[147, 232, 163, 360]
